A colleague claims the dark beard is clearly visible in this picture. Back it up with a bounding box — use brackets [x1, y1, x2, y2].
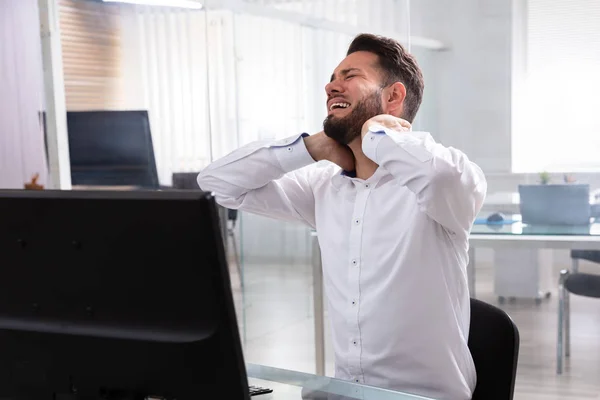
[323, 90, 384, 145]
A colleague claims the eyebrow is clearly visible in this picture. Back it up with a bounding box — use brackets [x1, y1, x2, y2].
[330, 68, 362, 83]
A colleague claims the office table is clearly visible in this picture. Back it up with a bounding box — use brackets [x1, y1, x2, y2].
[247, 363, 434, 399]
[468, 220, 600, 298]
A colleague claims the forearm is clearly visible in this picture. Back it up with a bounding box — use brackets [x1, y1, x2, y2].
[303, 131, 355, 172]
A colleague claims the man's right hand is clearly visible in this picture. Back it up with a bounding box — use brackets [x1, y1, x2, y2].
[304, 131, 355, 171]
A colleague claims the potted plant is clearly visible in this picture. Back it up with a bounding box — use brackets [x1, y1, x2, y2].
[539, 171, 550, 185]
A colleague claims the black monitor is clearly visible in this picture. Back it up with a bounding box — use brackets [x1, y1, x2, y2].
[65, 111, 160, 188]
[0, 190, 249, 400]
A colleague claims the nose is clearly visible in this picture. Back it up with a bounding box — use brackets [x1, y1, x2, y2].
[325, 78, 343, 98]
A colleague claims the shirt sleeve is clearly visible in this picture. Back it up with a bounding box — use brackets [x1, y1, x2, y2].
[362, 124, 487, 237]
[197, 133, 319, 228]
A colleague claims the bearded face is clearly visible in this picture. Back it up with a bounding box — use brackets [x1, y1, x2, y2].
[323, 88, 384, 145]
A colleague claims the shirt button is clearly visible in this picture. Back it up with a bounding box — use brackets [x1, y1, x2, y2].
[354, 218, 360, 225]
[351, 259, 358, 266]
[352, 300, 356, 306]
[365, 183, 370, 189]
[352, 340, 358, 346]
[287, 147, 293, 152]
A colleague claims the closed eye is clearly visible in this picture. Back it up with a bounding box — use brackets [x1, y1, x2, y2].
[345, 75, 356, 80]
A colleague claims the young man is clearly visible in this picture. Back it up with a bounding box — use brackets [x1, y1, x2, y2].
[198, 33, 486, 400]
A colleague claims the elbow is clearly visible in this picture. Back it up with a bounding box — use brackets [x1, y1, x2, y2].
[196, 169, 224, 198]
[196, 169, 211, 192]
[196, 170, 246, 209]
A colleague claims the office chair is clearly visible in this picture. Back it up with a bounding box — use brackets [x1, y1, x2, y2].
[570, 250, 600, 274]
[556, 253, 600, 374]
[171, 172, 243, 286]
[468, 298, 520, 400]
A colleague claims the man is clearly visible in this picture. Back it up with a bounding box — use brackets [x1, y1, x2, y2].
[197, 33, 486, 400]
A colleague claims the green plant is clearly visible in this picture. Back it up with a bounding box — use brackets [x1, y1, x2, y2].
[539, 171, 551, 185]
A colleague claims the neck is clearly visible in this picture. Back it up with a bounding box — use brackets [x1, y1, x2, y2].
[348, 138, 378, 180]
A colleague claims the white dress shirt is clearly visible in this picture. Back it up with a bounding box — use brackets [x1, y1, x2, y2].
[197, 125, 487, 400]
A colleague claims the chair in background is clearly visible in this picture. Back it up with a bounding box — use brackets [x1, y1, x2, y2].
[468, 298, 520, 400]
[65, 111, 160, 188]
[556, 252, 600, 374]
[171, 172, 243, 287]
[570, 250, 600, 274]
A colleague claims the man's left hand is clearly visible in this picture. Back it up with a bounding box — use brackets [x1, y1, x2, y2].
[361, 114, 412, 139]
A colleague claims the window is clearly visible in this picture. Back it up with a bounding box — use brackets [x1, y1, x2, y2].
[59, 0, 124, 110]
[512, 0, 600, 173]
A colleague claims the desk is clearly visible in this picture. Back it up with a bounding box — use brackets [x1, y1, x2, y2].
[247, 364, 434, 399]
[468, 221, 600, 298]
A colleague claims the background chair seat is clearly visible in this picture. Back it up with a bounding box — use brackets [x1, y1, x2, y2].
[564, 273, 600, 298]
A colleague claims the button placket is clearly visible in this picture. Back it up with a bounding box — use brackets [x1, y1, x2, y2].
[346, 186, 373, 378]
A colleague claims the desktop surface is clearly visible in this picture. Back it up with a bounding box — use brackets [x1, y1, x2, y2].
[246, 364, 434, 400]
[471, 215, 600, 236]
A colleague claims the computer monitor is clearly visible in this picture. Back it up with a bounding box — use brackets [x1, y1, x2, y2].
[0, 190, 250, 400]
[66, 111, 160, 188]
[519, 184, 591, 226]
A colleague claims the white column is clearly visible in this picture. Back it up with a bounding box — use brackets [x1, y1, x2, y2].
[38, 0, 71, 189]
[311, 231, 325, 375]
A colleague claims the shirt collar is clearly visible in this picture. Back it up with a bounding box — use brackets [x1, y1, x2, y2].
[331, 166, 387, 189]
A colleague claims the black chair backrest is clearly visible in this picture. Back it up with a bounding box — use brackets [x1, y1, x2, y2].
[571, 250, 600, 264]
[171, 172, 201, 190]
[468, 298, 520, 400]
[66, 111, 160, 189]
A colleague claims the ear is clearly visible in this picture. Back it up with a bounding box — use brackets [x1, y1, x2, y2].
[384, 82, 406, 117]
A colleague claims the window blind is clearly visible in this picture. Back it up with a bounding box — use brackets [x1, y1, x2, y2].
[512, 0, 600, 172]
[59, 0, 124, 110]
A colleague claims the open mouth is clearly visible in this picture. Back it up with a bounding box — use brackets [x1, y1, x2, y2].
[329, 102, 351, 111]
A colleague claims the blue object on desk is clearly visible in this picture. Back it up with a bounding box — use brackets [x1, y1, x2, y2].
[474, 215, 518, 225]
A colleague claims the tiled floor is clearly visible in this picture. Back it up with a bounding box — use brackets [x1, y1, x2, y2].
[229, 258, 600, 400]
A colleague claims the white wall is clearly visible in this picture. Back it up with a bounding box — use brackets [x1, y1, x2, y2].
[409, 0, 513, 174]
[0, 0, 48, 189]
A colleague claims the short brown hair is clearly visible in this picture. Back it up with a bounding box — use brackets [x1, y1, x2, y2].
[347, 33, 424, 123]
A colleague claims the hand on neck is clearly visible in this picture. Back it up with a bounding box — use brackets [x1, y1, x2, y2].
[348, 137, 378, 180]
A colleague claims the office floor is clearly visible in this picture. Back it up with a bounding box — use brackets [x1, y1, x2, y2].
[229, 258, 600, 400]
